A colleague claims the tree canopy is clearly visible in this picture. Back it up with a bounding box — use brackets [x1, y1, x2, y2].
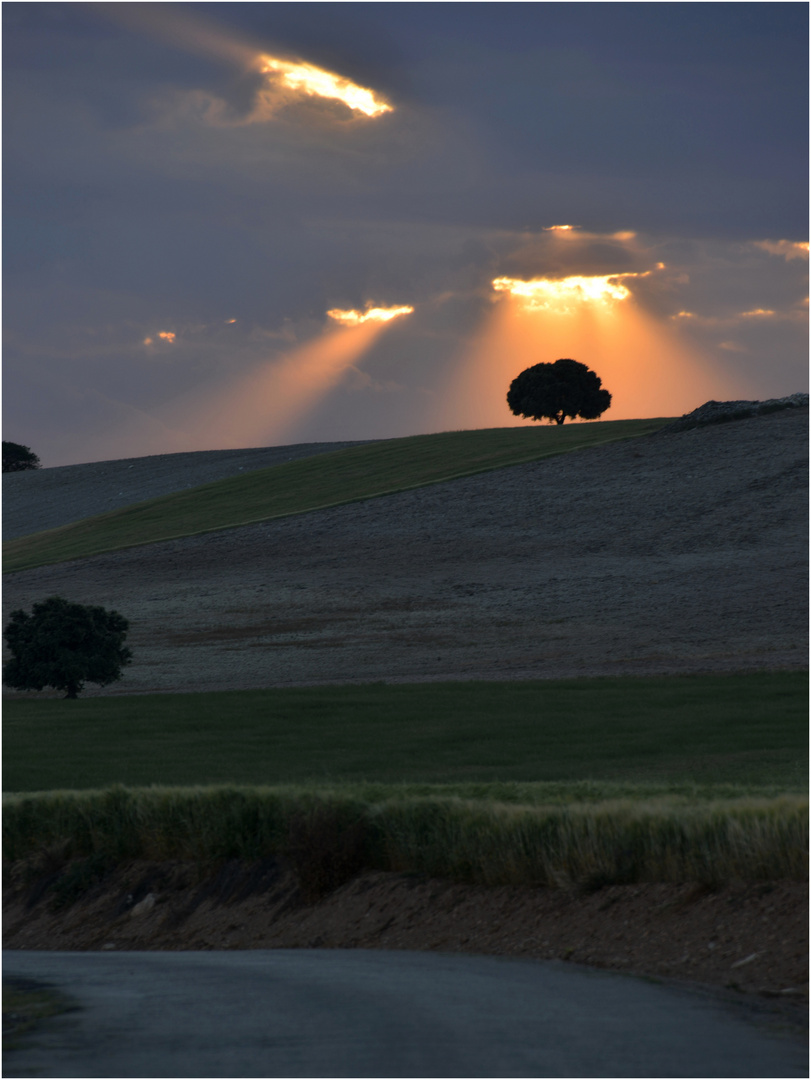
[507, 359, 611, 425]
[3, 441, 41, 472]
[3, 596, 133, 699]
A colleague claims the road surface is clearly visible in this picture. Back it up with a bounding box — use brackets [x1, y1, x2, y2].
[3, 950, 807, 1078]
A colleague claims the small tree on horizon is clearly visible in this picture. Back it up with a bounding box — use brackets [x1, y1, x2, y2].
[3, 441, 41, 472]
[3, 596, 133, 699]
[507, 358, 612, 425]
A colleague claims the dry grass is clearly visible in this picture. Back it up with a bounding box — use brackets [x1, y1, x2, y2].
[4, 786, 806, 891]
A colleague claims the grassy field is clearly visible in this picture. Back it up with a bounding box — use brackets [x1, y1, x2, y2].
[4, 672, 806, 793]
[3, 419, 667, 571]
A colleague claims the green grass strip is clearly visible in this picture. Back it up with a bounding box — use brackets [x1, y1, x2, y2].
[2, 979, 75, 1052]
[4, 784, 806, 885]
[3, 419, 667, 571]
[4, 672, 807, 793]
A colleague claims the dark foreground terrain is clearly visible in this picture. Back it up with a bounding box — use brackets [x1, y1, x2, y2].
[4, 409, 807, 1017]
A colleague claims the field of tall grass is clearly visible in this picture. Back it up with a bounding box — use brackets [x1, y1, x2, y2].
[3, 419, 666, 571]
[4, 784, 806, 890]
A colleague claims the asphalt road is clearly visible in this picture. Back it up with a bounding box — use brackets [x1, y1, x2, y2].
[3, 950, 807, 1078]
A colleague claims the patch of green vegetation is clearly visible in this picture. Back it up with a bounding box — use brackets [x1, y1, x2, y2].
[3, 419, 667, 571]
[3, 978, 75, 1051]
[4, 672, 806, 793]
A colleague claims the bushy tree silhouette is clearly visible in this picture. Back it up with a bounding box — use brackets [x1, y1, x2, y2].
[3, 441, 41, 472]
[3, 596, 132, 699]
[507, 359, 611, 425]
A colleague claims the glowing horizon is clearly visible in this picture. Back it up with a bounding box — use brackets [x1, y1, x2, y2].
[327, 304, 414, 326]
[257, 55, 393, 117]
[431, 283, 738, 434]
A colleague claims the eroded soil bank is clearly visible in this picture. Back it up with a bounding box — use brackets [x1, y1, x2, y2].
[4, 861, 807, 1007]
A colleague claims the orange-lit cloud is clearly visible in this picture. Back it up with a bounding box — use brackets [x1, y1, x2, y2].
[327, 304, 414, 326]
[96, 5, 393, 125]
[754, 239, 809, 261]
[539, 224, 637, 244]
[143, 331, 176, 346]
[492, 273, 647, 310]
[540, 225, 638, 243]
[671, 307, 799, 327]
[257, 56, 392, 118]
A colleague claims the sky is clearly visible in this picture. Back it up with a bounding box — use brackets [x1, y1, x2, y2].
[4, 2, 808, 467]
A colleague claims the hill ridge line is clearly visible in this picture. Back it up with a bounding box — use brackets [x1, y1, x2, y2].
[4, 423, 666, 571]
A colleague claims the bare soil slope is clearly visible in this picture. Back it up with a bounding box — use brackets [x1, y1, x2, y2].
[3, 862, 807, 1007]
[3, 409, 807, 695]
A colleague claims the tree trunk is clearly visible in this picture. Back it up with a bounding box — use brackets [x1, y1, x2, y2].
[64, 684, 79, 699]
[555, 414, 565, 425]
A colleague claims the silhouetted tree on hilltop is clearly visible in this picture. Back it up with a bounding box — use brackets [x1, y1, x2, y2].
[507, 359, 611, 425]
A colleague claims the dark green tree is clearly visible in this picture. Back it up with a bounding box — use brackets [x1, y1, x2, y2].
[507, 358, 611, 425]
[3, 596, 133, 699]
[3, 441, 41, 473]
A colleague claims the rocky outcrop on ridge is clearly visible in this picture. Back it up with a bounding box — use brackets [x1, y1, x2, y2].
[660, 393, 808, 433]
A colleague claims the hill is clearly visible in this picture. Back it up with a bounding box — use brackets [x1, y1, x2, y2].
[2, 439, 374, 541]
[3, 408, 806, 695]
[3, 420, 664, 571]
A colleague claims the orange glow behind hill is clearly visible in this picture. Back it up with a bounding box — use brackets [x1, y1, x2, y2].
[433, 277, 738, 430]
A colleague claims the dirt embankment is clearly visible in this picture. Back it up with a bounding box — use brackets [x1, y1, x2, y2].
[3, 861, 807, 1009]
[4, 408, 807, 695]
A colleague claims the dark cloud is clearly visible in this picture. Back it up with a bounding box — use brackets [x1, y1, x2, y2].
[498, 236, 642, 281]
